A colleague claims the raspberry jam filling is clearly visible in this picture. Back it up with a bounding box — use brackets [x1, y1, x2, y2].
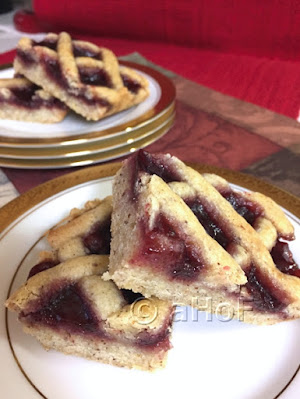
[185, 199, 229, 249]
[83, 219, 111, 255]
[220, 189, 299, 278]
[244, 264, 288, 312]
[136, 214, 204, 281]
[34, 38, 57, 51]
[73, 45, 102, 60]
[11, 85, 38, 102]
[28, 260, 59, 279]
[271, 240, 300, 278]
[137, 150, 182, 183]
[121, 74, 141, 94]
[220, 190, 263, 225]
[21, 282, 103, 336]
[22, 277, 171, 347]
[79, 67, 112, 87]
[130, 150, 182, 201]
[42, 54, 65, 88]
[16, 48, 35, 66]
[120, 289, 144, 304]
[0, 85, 66, 109]
[136, 318, 173, 351]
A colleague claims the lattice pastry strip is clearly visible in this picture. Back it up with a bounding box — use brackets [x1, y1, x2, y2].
[169, 174, 293, 262]
[202, 173, 293, 242]
[106, 150, 300, 325]
[5, 255, 174, 371]
[0, 76, 67, 123]
[119, 65, 150, 105]
[14, 32, 149, 121]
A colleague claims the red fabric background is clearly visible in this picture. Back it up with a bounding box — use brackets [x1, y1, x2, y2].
[33, 0, 300, 60]
[2, 1, 300, 120]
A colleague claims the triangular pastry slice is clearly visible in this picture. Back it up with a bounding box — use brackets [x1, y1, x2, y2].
[105, 150, 300, 324]
[6, 254, 174, 371]
[14, 32, 149, 121]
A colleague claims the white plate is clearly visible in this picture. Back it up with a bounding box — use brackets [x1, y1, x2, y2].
[0, 177, 299, 399]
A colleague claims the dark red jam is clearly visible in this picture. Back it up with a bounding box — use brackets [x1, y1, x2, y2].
[136, 329, 171, 350]
[76, 88, 111, 107]
[0, 85, 66, 110]
[21, 280, 171, 348]
[73, 44, 102, 60]
[16, 48, 35, 66]
[121, 74, 141, 94]
[221, 189, 263, 225]
[130, 150, 182, 202]
[244, 264, 287, 312]
[28, 260, 59, 279]
[137, 150, 181, 183]
[120, 289, 144, 304]
[185, 199, 229, 249]
[42, 54, 66, 88]
[136, 214, 204, 281]
[11, 85, 38, 102]
[221, 189, 299, 278]
[21, 282, 103, 335]
[83, 219, 111, 255]
[79, 67, 112, 87]
[271, 240, 300, 278]
[34, 38, 57, 51]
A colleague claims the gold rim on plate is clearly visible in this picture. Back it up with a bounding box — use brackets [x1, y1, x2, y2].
[0, 113, 175, 169]
[0, 61, 176, 147]
[0, 102, 175, 159]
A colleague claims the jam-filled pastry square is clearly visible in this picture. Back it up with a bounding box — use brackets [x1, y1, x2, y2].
[0, 77, 67, 123]
[6, 255, 174, 371]
[105, 150, 300, 325]
[14, 32, 149, 121]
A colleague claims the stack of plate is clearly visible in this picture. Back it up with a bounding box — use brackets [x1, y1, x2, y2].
[0, 61, 176, 169]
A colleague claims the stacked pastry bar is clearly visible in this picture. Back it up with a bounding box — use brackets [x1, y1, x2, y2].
[1, 32, 149, 123]
[6, 150, 300, 372]
[6, 196, 174, 371]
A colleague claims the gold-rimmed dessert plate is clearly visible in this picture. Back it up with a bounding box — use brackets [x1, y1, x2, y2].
[0, 163, 299, 399]
[0, 113, 175, 168]
[0, 102, 175, 159]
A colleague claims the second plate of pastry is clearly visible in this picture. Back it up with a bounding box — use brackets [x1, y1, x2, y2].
[0, 61, 175, 168]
